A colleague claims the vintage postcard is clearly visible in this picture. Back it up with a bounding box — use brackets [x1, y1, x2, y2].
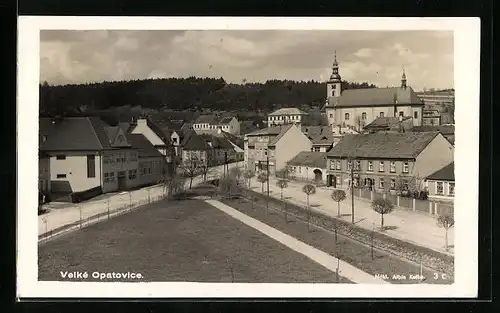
[17, 16, 479, 298]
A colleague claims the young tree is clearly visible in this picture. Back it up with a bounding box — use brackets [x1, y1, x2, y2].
[394, 175, 409, 196]
[257, 171, 268, 193]
[243, 169, 255, 190]
[180, 154, 202, 189]
[199, 160, 215, 182]
[229, 166, 243, 186]
[371, 197, 394, 231]
[276, 179, 288, 200]
[302, 184, 316, 232]
[437, 214, 455, 251]
[276, 179, 289, 222]
[331, 189, 347, 217]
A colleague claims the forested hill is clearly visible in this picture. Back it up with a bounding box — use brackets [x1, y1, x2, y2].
[39, 77, 377, 116]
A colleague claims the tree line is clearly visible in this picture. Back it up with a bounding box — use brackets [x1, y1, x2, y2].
[39, 77, 377, 117]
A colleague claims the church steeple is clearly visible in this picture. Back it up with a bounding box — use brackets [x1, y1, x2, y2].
[401, 68, 407, 89]
[327, 50, 342, 99]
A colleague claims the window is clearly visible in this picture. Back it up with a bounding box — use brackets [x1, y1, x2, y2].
[104, 172, 110, 183]
[399, 111, 404, 117]
[379, 179, 384, 189]
[298, 167, 302, 173]
[314, 147, 320, 152]
[332, 84, 337, 90]
[414, 111, 418, 119]
[109, 172, 115, 181]
[129, 151, 138, 162]
[128, 169, 137, 180]
[330, 161, 335, 170]
[403, 162, 409, 173]
[367, 161, 373, 171]
[336, 160, 341, 170]
[344, 113, 350, 120]
[389, 161, 396, 173]
[330, 114, 333, 118]
[379, 112, 384, 118]
[56, 155, 66, 160]
[436, 182, 444, 195]
[390, 179, 396, 190]
[361, 112, 367, 120]
[379, 161, 385, 172]
[449, 182, 455, 196]
[103, 155, 112, 164]
[347, 160, 352, 171]
[87, 155, 96, 178]
[56, 174, 66, 179]
[356, 161, 361, 170]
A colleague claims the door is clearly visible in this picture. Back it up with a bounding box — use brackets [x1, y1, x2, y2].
[117, 171, 126, 191]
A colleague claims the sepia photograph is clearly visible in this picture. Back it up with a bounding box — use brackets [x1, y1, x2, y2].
[17, 17, 480, 298]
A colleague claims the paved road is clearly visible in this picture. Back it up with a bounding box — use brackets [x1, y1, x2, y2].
[39, 186, 349, 283]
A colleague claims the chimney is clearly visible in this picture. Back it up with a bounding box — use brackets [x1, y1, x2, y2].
[137, 118, 147, 126]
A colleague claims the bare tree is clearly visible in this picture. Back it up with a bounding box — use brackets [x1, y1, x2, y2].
[218, 175, 241, 200]
[179, 154, 202, 189]
[257, 171, 268, 193]
[331, 189, 347, 217]
[199, 160, 216, 182]
[437, 214, 455, 251]
[302, 184, 316, 232]
[371, 197, 394, 231]
[229, 166, 244, 186]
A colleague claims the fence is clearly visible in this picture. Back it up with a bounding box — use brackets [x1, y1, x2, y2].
[39, 161, 244, 242]
[355, 188, 454, 217]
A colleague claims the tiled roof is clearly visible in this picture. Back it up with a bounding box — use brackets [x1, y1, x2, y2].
[125, 134, 164, 158]
[364, 116, 412, 129]
[427, 162, 454, 181]
[218, 117, 234, 125]
[118, 122, 132, 133]
[180, 129, 196, 146]
[268, 108, 308, 116]
[268, 124, 294, 146]
[183, 134, 234, 151]
[328, 87, 424, 108]
[288, 151, 328, 168]
[39, 118, 58, 146]
[301, 126, 335, 145]
[194, 115, 216, 124]
[246, 125, 286, 137]
[412, 125, 454, 135]
[183, 135, 210, 150]
[40, 117, 112, 151]
[217, 131, 244, 149]
[327, 132, 439, 159]
[199, 134, 234, 149]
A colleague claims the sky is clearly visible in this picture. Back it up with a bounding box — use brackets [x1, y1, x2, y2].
[40, 30, 454, 91]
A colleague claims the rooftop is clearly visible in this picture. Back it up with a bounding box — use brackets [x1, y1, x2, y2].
[125, 134, 164, 158]
[246, 125, 287, 137]
[301, 126, 335, 145]
[268, 108, 308, 116]
[327, 86, 424, 108]
[364, 116, 412, 130]
[427, 162, 454, 181]
[412, 125, 455, 135]
[288, 151, 328, 168]
[268, 124, 295, 146]
[327, 132, 440, 159]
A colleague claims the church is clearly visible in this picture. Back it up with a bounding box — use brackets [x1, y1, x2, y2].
[323, 52, 424, 131]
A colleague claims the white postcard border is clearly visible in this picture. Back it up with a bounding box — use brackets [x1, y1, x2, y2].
[17, 16, 480, 298]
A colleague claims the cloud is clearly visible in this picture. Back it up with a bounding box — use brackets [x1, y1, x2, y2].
[39, 30, 454, 91]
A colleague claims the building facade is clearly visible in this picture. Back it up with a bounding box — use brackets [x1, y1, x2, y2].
[267, 108, 309, 128]
[425, 162, 454, 201]
[244, 124, 312, 174]
[325, 132, 454, 191]
[287, 151, 328, 184]
[193, 115, 241, 136]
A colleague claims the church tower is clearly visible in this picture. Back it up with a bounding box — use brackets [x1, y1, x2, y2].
[401, 68, 407, 89]
[327, 50, 342, 98]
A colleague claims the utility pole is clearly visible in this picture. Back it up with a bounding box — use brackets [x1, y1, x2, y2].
[266, 152, 270, 199]
[224, 151, 227, 178]
[350, 157, 355, 224]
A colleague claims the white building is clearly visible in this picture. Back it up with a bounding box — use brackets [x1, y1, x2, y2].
[267, 108, 309, 128]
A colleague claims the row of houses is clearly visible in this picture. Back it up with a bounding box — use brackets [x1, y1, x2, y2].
[39, 116, 244, 202]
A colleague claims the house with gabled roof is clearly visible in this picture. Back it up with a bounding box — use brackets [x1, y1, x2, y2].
[193, 115, 240, 136]
[125, 134, 165, 187]
[181, 133, 236, 167]
[244, 124, 312, 174]
[39, 117, 141, 197]
[363, 116, 414, 133]
[267, 107, 309, 128]
[425, 162, 454, 201]
[127, 117, 176, 162]
[287, 151, 328, 184]
[301, 126, 337, 152]
[322, 52, 424, 130]
[325, 131, 454, 190]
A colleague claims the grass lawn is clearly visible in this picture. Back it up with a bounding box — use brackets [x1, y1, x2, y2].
[39, 186, 351, 283]
[221, 194, 453, 285]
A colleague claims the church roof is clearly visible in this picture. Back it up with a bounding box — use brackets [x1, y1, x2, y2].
[327, 87, 424, 108]
[268, 108, 308, 116]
